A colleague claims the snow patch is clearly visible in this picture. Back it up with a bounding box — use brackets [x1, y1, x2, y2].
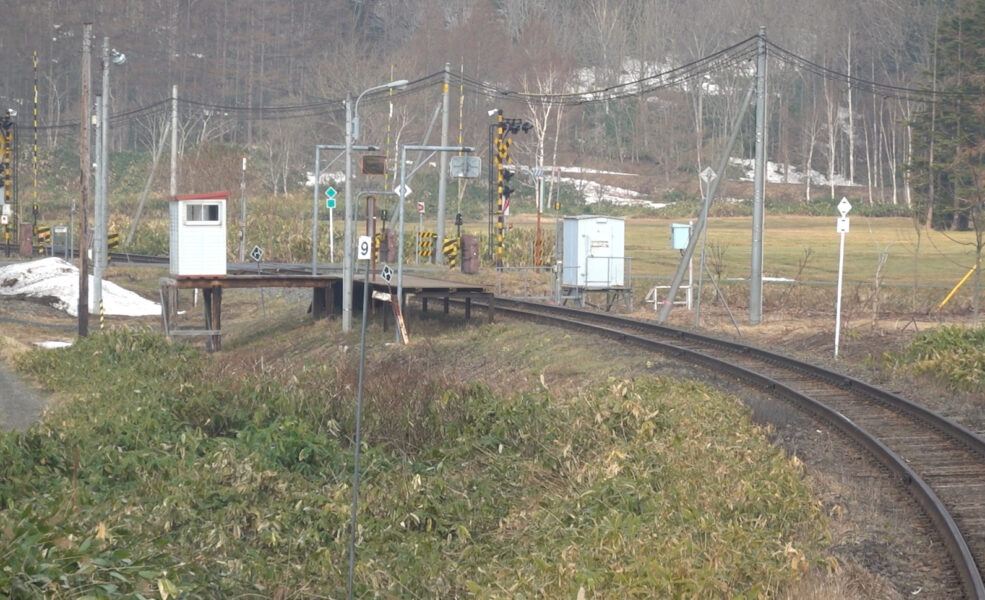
[34, 341, 73, 349]
[730, 158, 859, 187]
[0, 257, 160, 317]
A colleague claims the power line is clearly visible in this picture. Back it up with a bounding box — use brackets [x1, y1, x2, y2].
[30, 33, 962, 135]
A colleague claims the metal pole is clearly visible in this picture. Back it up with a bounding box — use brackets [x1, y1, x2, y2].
[835, 227, 846, 358]
[750, 26, 767, 324]
[93, 94, 103, 316]
[78, 23, 92, 337]
[170, 84, 177, 197]
[99, 37, 109, 272]
[436, 63, 451, 264]
[347, 250, 373, 599]
[311, 145, 320, 275]
[238, 156, 246, 262]
[343, 94, 354, 333]
[396, 145, 408, 342]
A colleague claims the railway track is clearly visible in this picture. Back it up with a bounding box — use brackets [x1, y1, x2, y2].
[479, 297, 985, 599]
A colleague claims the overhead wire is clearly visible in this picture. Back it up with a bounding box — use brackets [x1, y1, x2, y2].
[30, 33, 961, 135]
[765, 39, 977, 102]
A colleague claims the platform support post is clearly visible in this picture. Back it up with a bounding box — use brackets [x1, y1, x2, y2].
[203, 286, 222, 352]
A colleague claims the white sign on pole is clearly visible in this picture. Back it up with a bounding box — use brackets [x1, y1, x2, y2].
[416, 202, 425, 214]
[357, 235, 371, 260]
[394, 184, 412, 197]
[834, 197, 851, 359]
[700, 167, 716, 184]
[838, 196, 852, 217]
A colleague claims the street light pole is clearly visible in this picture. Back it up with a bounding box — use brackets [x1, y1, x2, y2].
[342, 79, 408, 333]
[94, 37, 124, 323]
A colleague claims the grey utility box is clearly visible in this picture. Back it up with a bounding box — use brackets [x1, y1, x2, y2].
[560, 215, 625, 288]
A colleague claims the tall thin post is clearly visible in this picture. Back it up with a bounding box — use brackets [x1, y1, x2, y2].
[347, 254, 372, 600]
[93, 94, 103, 318]
[343, 94, 354, 332]
[238, 156, 247, 262]
[98, 37, 109, 271]
[312, 145, 320, 275]
[170, 84, 177, 197]
[750, 26, 767, 324]
[436, 63, 451, 264]
[396, 145, 408, 342]
[78, 23, 92, 336]
[32, 51, 38, 244]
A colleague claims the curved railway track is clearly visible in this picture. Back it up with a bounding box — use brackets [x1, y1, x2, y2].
[477, 297, 985, 599]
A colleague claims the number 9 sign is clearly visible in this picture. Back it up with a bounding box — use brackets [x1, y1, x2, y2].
[357, 235, 372, 260]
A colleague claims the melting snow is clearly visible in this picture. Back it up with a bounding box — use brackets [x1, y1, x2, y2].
[0, 257, 160, 317]
[730, 158, 859, 187]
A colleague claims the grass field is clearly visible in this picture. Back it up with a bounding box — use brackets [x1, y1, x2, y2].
[495, 214, 984, 314]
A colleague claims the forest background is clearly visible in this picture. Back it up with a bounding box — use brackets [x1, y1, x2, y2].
[0, 0, 981, 240]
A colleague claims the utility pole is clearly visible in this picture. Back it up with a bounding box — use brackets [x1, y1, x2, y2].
[78, 23, 91, 336]
[436, 63, 451, 264]
[750, 26, 767, 325]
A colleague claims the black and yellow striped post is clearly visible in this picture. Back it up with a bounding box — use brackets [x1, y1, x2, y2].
[418, 231, 437, 259]
[495, 126, 509, 269]
[107, 232, 121, 250]
[443, 237, 460, 269]
[36, 225, 51, 255]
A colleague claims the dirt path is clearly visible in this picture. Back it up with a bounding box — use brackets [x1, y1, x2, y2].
[0, 358, 49, 431]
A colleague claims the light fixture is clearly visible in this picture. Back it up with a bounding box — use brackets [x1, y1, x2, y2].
[488, 108, 501, 117]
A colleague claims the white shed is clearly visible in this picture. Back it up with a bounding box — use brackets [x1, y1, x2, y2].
[169, 191, 229, 276]
[560, 215, 625, 288]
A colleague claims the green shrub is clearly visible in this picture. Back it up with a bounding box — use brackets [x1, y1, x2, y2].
[884, 324, 985, 392]
[2, 331, 827, 598]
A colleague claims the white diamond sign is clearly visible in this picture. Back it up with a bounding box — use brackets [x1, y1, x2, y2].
[700, 167, 716, 184]
[838, 197, 852, 217]
[395, 184, 412, 197]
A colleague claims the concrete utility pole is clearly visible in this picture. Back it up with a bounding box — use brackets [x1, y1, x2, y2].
[436, 63, 451, 263]
[750, 26, 767, 325]
[78, 23, 91, 336]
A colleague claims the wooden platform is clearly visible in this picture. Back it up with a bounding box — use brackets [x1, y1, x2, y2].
[159, 266, 492, 351]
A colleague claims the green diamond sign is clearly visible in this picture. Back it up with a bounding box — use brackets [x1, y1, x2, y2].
[325, 186, 337, 209]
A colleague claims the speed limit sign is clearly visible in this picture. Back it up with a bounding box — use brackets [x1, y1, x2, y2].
[357, 235, 371, 260]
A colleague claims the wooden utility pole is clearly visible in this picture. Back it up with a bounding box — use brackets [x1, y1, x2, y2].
[78, 23, 91, 336]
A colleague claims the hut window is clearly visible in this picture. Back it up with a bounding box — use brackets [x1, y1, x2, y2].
[185, 202, 221, 224]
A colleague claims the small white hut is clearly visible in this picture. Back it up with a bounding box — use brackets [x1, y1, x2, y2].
[169, 191, 230, 276]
